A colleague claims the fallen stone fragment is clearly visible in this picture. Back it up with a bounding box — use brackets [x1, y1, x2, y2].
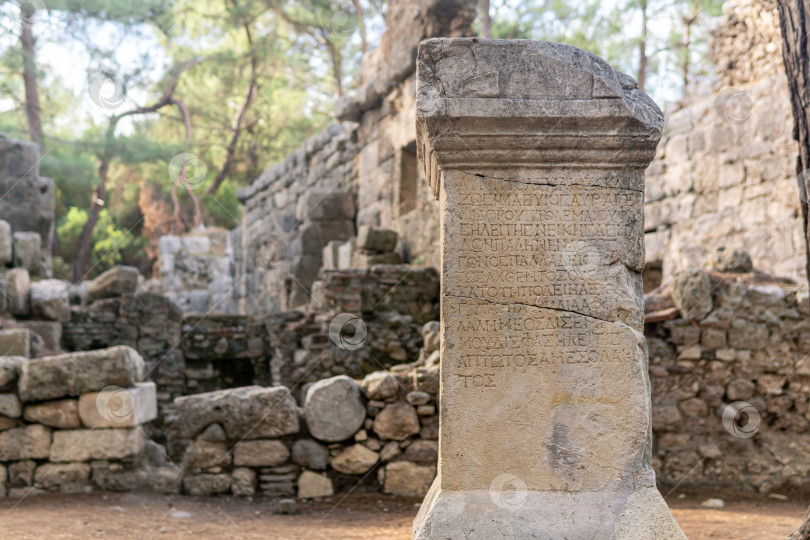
[304, 375, 366, 442]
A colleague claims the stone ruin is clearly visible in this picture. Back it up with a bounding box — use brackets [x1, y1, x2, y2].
[0, 0, 808, 518]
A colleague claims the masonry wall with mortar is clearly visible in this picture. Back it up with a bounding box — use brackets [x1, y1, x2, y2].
[643, 0, 805, 285]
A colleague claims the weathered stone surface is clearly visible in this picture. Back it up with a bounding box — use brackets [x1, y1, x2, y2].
[356, 226, 398, 253]
[360, 371, 399, 400]
[0, 393, 22, 417]
[422, 321, 440, 353]
[34, 463, 90, 492]
[0, 357, 20, 390]
[24, 399, 80, 429]
[671, 269, 713, 320]
[18, 321, 62, 355]
[86, 265, 140, 302]
[298, 470, 334, 498]
[384, 461, 435, 497]
[233, 440, 290, 467]
[304, 375, 366, 442]
[373, 402, 419, 441]
[184, 473, 231, 495]
[183, 439, 231, 469]
[0, 416, 17, 431]
[330, 444, 379, 474]
[30, 279, 71, 321]
[18, 346, 144, 402]
[708, 247, 753, 273]
[8, 460, 35, 488]
[231, 467, 257, 496]
[0, 329, 30, 357]
[0, 219, 11, 265]
[174, 386, 300, 439]
[413, 38, 683, 538]
[291, 439, 330, 470]
[403, 440, 438, 463]
[78, 382, 157, 428]
[50, 427, 144, 462]
[6, 268, 31, 316]
[12, 231, 41, 275]
[0, 425, 51, 461]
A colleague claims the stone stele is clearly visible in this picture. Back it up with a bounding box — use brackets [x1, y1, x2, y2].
[412, 38, 685, 539]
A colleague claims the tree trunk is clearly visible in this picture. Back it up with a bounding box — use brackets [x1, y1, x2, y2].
[72, 159, 107, 282]
[781, 1, 810, 534]
[351, 0, 368, 53]
[777, 0, 810, 297]
[638, 0, 648, 91]
[480, 0, 492, 39]
[20, 10, 43, 147]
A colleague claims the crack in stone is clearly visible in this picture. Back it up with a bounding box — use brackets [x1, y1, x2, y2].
[468, 171, 645, 193]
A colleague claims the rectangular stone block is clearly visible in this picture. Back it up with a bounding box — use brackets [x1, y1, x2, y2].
[5, 268, 30, 316]
[86, 265, 139, 302]
[0, 357, 20, 390]
[0, 328, 30, 357]
[0, 424, 51, 460]
[34, 462, 91, 492]
[356, 225, 398, 253]
[0, 220, 11, 266]
[12, 231, 41, 275]
[174, 385, 300, 439]
[337, 238, 355, 269]
[78, 382, 157, 428]
[50, 427, 144, 462]
[18, 345, 144, 402]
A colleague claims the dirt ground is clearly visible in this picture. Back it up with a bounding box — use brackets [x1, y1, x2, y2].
[0, 487, 805, 539]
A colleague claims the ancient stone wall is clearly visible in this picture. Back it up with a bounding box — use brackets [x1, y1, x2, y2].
[230, 0, 476, 315]
[0, 135, 54, 279]
[648, 270, 810, 495]
[644, 0, 804, 285]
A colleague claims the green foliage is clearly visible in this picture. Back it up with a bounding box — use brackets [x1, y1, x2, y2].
[57, 207, 144, 277]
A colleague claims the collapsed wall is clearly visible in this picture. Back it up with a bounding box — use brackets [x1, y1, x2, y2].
[0, 135, 54, 279]
[231, 0, 476, 316]
[643, 0, 804, 285]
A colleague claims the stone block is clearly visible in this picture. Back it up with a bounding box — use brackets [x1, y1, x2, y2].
[12, 231, 40, 275]
[34, 463, 90, 492]
[86, 265, 139, 302]
[78, 382, 157, 428]
[0, 425, 51, 461]
[23, 399, 80, 429]
[18, 321, 62, 354]
[728, 319, 769, 350]
[0, 357, 20, 390]
[296, 190, 355, 221]
[29, 279, 71, 321]
[337, 238, 355, 269]
[18, 346, 144, 402]
[303, 375, 366, 442]
[297, 470, 333, 498]
[233, 440, 290, 467]
[0, 393, 21, 417]
[231, 467, 257, 496]
[291, 439, 329, 470]
[331, 444, 379, 474]
[352, 251, 401, 268]
[360, 371, 399, 400]
[373, 402, 420, 441]
[6, 268, 30, 316]
[383, 461, 435, 497]
[174, 385, 300, 439]
[0, 220, 11, 266]
[50, 427, 144, 462]
[356, 226, 398, 253]
[322, 240, 342, 270]
[182, 439, 231, 469]
[184, 473, 231, 496]
[671, 269, 713, 320]
[0, 328, 30, 357]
